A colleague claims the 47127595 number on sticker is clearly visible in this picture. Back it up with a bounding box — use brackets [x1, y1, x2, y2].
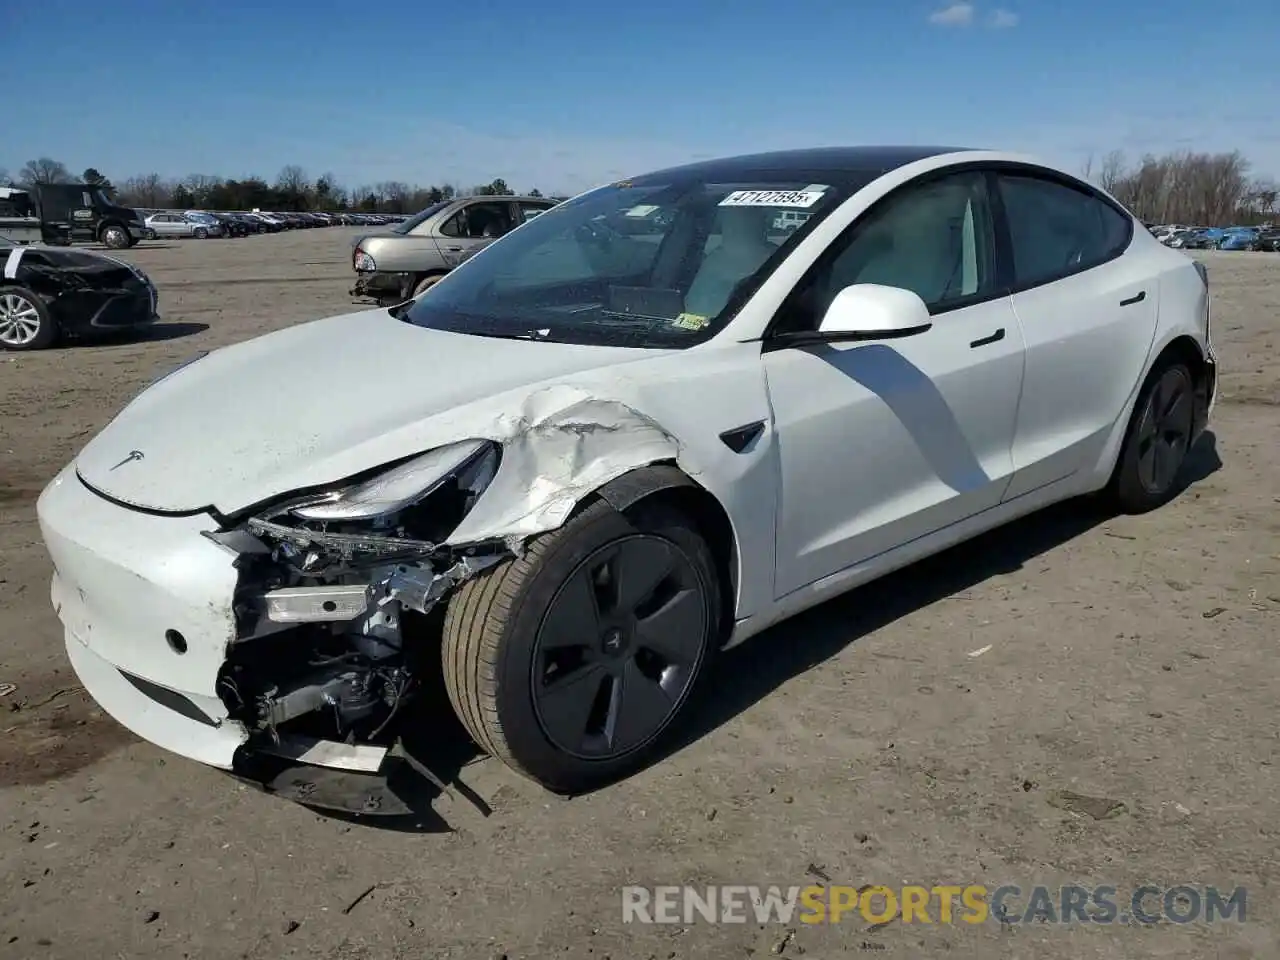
[719, 190, 825, 208]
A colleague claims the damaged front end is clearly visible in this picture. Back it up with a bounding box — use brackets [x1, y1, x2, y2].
[202, 439, 506, 775]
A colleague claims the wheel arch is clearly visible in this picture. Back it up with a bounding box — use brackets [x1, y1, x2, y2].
[1099, 332, 1211, 489]
[1153, 333, 1213, 438]
[579, 463, 740, 643]
[409, 269, 450, 297]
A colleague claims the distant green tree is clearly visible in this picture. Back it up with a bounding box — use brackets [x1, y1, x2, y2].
[82, 167, 116, 193]
[528, 187, 543, 197]
[171, 184, 196, 208]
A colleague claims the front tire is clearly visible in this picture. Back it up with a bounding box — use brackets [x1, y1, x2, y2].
[100, 224, 131, 249]
[1108, 361, 1196, 513]
[441, 499, 720, 794]
[194, 227, 208, 240]
[0, 287, 57, 350]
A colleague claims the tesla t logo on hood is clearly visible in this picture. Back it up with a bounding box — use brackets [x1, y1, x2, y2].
[109, 450, 145, 470]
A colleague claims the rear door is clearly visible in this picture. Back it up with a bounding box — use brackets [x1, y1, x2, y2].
[995, 170, 1160, 499]
[516, 200, 555, 224]
[435, 200, 518, 267]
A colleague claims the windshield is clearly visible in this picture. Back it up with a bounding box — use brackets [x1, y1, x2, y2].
[393, 201, 452, 234]
[402, 176, 859, 348]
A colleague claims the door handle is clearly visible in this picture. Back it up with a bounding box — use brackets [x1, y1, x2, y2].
[447, 245, 462, 252]
[1120, 291, 1146, 306]
[969, 328, 1005, 349]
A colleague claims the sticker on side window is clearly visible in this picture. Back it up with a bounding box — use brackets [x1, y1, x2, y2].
[719, 189, 824, 208]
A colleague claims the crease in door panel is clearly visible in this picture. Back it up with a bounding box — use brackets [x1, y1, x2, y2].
[1002, 295, 1032, 502]
[811, 342, 990, 494]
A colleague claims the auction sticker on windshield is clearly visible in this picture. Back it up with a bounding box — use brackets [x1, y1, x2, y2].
[720, 190, 825, 208]
[671, 312, 709, 331]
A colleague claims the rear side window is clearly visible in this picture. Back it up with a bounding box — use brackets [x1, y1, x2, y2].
[997, 174, 1132, 288]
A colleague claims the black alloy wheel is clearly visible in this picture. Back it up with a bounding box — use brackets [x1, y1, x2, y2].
[440, 497, 721, 794]
[1110, 361, 1196, 512]
[531, 533, 708, 761]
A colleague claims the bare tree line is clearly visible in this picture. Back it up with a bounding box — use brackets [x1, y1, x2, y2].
[0, 158, 546, 214]
[1084, 149, 1277, 225]
[5, 149, 1277, 224]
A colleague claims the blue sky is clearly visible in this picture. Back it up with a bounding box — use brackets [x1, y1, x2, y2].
[2, 0, 1277, 194]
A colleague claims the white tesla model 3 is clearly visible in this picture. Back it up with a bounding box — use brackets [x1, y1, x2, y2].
[36, 147, 1217, 796]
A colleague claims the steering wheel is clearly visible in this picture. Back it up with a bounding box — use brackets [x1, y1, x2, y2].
[575, 219, 616, 251]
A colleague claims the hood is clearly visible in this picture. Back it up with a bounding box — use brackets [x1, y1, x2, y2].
[74, 309, 660, 514]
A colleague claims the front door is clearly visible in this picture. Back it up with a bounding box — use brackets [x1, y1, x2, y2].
[763, 169, 1027, 597]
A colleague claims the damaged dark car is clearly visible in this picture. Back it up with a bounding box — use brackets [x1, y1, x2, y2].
[1, 238, 158, 350]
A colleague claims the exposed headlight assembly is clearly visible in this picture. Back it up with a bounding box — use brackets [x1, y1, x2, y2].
[289, 439, 497, 523]
[235, 440, 501, 575]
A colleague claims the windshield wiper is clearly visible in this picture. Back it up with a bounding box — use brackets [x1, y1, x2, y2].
[466, 328, 553, 341]
[595, 311, 672, 325]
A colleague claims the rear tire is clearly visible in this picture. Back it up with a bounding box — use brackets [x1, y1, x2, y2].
[441, 499, 720, 794]
[1107, 361, 1196, 513]
[412, 273, 446, 298]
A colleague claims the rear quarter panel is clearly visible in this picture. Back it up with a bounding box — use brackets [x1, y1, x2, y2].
[361, 234, 447, 273]
[1082, 240, 1212, 485]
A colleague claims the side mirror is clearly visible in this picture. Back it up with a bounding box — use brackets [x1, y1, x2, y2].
[816, 284, 933, 341]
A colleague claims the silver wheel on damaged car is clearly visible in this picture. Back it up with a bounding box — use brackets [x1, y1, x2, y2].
[0, 288, 56, 350]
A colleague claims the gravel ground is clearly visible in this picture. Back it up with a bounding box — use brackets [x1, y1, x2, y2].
[0, 233, 1276, 960]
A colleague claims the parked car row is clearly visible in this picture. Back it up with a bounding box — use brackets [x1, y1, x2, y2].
[1149, 223, 1280, 251]
[136, 209, 407, 240]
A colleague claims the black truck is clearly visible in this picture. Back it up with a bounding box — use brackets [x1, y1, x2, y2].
[0, 183, 148, 249]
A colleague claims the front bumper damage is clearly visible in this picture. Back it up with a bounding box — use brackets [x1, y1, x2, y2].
[38, 386, 687, 806]
[39, 459, 507, 798]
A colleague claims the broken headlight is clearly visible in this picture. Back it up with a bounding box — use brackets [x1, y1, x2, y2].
[241, 439, 500, 570]
[289, 439, 495, 523]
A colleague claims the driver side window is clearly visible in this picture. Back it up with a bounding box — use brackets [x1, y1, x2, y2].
[779, 171, 997, 333]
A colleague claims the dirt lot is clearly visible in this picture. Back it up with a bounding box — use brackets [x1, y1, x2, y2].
[1, 232, 1276, 959]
